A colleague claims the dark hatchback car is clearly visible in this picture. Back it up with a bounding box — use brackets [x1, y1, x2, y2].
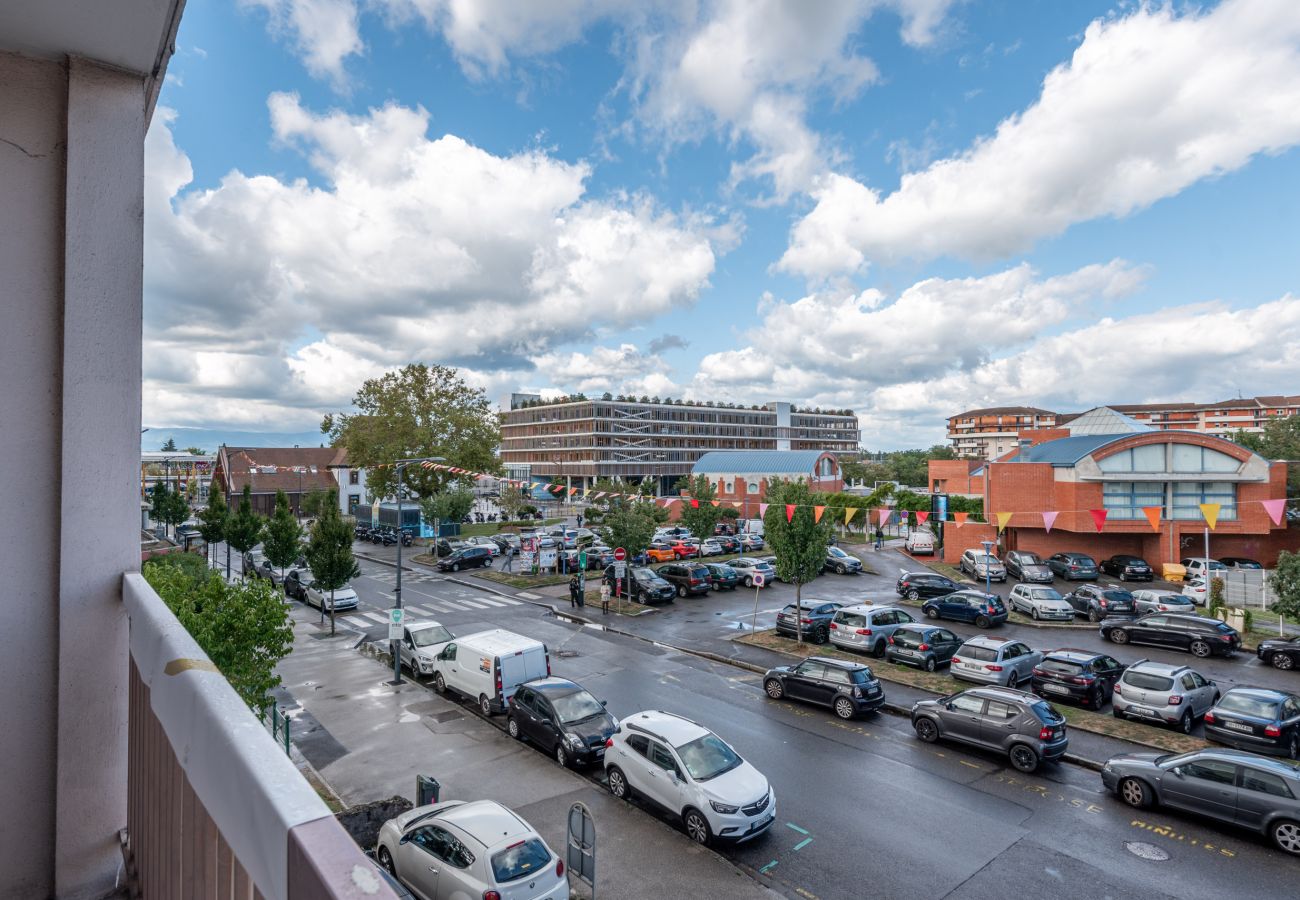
[912, 687, 1068, 773]
[716, 535, 741, 554]
[775, 602, 844, 643]
[1031, 650, 1126, 709]
[1003, 551, 1054, 584]
[1204, 688, 1300, 758]
[1101, 748, 1300, 856]
[1220, 557, 1264, 569]
[762, 656, 885, 719]
[824, 546, 862, 574]
[603, 565, 676, 604]
[702, 562, 740, 591]
[895, 572, 960, 601]
[1047, 552, 1100, 581]
[657, 562, 713, 598]
[436, 546, 492, 572]
[886, 624, 962, 672]
[506, 677, 618, 768]
[1100, 613, 1241, 658]
[1259, 636, 1300, 671]
[922, 590, 1008, 628]
[1065, 584, 1137, 622]
[1100, 554, 1155, 582]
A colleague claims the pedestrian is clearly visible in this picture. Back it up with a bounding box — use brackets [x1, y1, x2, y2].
[568, 574, 580, 607]
[577, 512, 583, 528]
[874, 526, 884, 550]
[503, 546, 514, 573]
[600, 581, 610, 615]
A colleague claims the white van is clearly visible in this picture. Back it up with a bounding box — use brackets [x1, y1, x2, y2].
[743, 518, 765, 536]
[432, 629, 551, 717]
[905, 529, 935, 555]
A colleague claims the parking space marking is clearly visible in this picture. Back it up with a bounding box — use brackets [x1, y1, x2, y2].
[793, 837, 813, 851]
[992, 774, 1103, 812]
[959, 759, 983, 769]
[1128, 819, 1237, 858]
[759, 860, 779, 874]
[786, 823, 810, 835]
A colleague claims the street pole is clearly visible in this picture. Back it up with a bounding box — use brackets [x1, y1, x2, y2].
[390, 455, 446, 686]
[981, 539, 994, 597]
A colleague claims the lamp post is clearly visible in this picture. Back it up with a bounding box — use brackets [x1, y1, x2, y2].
[981, 539, 995, 597]
[389, 456, 445, 686]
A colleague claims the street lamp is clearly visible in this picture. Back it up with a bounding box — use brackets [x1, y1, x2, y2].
[389, 455, 445, 686]
[981, 539, 995, 597]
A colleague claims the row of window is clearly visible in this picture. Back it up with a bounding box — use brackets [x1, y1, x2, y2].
[1097, 443, 1242, 474]
[1102, 482, 1238, 520]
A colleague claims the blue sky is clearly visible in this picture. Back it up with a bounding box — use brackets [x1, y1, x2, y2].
[143, 0, 1300, 449]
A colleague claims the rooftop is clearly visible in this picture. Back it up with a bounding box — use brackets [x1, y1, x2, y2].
[692, 449, 833, 475]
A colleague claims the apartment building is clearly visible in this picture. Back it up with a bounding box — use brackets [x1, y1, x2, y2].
[947, 407, 1060, 459]
[500, 395, 860, 494]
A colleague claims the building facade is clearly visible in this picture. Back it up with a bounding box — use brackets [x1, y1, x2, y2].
[212, 446, 370, 517]
[691, 450, 843, 517]
[500, 396, 859, 494]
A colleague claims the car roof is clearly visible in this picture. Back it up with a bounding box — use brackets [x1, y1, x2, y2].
[1187, 748, 1300, 778]
[839, 603, 900, 614]
[965, 686, 1038, 703]
[438, 800, 533, 847]
[957, 634, 1015, 647]
[1123, 659, 1193, 676]
[1043, 648, 1104, 662]
[452, 629, 543, 655]
[624, 710, 710, 746]
[1221, 687, 1295, 701]
[524, 677, 582, 696]
[407, 620, 447, 632]
[806, 655, 870, 671]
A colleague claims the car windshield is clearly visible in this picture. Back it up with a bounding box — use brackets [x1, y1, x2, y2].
[1102, 591, 1133, 602]
[1030, 701, 1064, 724]
[631, 567, 656, 581]
[973, 555, 998, 564]
[675, 734, 743, 781]
[1016, 553, 1043, 564]
[1028, 588, 1063, 601]
[1218, 694, 1280, 719]
[409, 625, 452, 647]
[689, 567, 709, 578]
[490, 838, 551, 884]
[551, 690, 605, 724]
[849, 668, 876, 683]
[829, 547, 847, 557]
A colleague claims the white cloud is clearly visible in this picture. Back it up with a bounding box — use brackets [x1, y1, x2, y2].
[781, 0, 1300, 276]
[242, 0, 364, 87]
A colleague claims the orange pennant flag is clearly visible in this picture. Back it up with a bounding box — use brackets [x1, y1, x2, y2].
[785, 504, 796, 522]
[1141, 506, 1162, 532]
[844, 507, 859, 524]
[814, 506, 825, 523]
[711, 500, 721, 507]
[995, 512, 1013, 533]
[953, 512, 968, 528]
[1199, 503, 1221, 530]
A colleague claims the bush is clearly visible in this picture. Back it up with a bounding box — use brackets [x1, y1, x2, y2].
[143, 551, 210, 586]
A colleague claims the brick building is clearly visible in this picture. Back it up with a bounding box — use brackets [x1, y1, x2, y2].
[211, 445, 370, 516]
[689, 450, 843, 518]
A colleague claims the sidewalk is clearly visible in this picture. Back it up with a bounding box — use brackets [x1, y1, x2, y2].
[274, 606, 779, 899]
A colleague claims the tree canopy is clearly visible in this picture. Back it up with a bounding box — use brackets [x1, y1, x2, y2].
[763, 479, 833, 641]
[1269, 551, 1300, 623]
[196, 485, 228, 566]
[1233, 417, 1300, 497]
[677, 474, 722, 543]
[596, 502, 659, 560]
[305, 494, 359, 635]
[420, 485, 475, 529]
[263, 490, 304, 578]
[225, 485, 266, 560]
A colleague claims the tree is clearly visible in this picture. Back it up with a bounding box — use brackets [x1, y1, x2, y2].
[677, 475, 722, 543]
[322, 363, 500, 502]
[225, 485, 266, 577]
[763, 480, 833, 643]
[497, 485, 528, 523]
[1251, 416, 1300, 497]
[262, 490, 304, 582]
[150, 482, 189, 539]
[196, 485, 229, 571]
[160, 437, 177, 451]
[420, 485, 475, 536]
[305, 494, 360, 636]
[143, 554, 294, 709]
[301, 489, 334, 520]
[596, 502, 658, 561]
[184, 446, 207, 455]
[1269, 551, 1300, 623]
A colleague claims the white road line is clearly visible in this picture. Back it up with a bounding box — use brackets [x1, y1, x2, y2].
[472, 596, 507, 607]
[517, 591, 541, 600]
[452, 598, 489, 609]
[359, 612, 388, 625]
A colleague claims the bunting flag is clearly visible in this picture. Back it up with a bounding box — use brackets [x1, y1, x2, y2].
[690, 498, 700, 509]
[995, 512, 1013, 534]
[1262, 498, 1287, 526]
[953, 512, 968, 528]
[877, 508, 892, 526]
[1089, 509, 1108, 532]
[814, 505, 825, 523]
[711, 500, 721, 508]
[732, 501, 744, 509]
[1042, 511, 1058, 534]
[568, 487, 579, 496]
[759, 503, 769, 517]
[1141, 506, 1162, 532]
[845, 507, 859, 524]
[915, 510, 929, 526]
[785, 504, 796, 522]
[1199, 503, 1221, 530]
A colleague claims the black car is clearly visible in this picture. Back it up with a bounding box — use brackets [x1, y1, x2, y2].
[506, 677, 618, 768]
[1065, 584, 1137, 622]
[1003, 551, 1053, 584]
[763, 657, 885, 719]
[1204, 688, 1300, 758]
[775, 601, 844, 643]
[885, 624, 962, 672]
[895, 572, 960, 601]
[436, 546, 493, 572]
[1220, 557, 1264, 569]
[1047, 552, 1100, 581]
[603, 565, 676, 604]
[702, 563, 740, 591]
[1099, 554, 1154, 582]
[1031, 650, 1126, 709]
[1100, 613, 1240, 658]
[657, 563, 712, 598]
[824, 546, 862, 575]
[283, 567, 314, 602]
[1259, 636, 1300, 671]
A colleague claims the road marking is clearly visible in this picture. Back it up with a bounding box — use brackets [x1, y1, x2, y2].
[473, 596, 508, 607]
[359, 612, 388, 625]
[785, 823, 809, 835]
[792, 837, 813, 851]
[759, 860, 779, 874]
[1129, 819, 1236, 857]
[454, 598, 490, 609]
[795, 888, 819, 900]
[517, 591, 541, 599]
[959, 760, 982, 769]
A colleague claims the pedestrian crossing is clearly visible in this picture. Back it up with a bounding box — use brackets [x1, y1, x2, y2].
[333, 594, 523, 627]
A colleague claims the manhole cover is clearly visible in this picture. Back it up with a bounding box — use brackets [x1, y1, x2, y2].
[1125, 841, 1169, 861]
[557, 649, 580, 658]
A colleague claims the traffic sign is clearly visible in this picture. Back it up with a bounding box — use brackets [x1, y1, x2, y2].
[614, 561, 626, 578]
[613, 547, 626, 561]
[752, 572, 766, 587]
[579, 550, 588, 568]
[388, 607, 403, 641]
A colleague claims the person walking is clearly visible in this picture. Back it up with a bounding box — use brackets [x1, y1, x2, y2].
[599, 581, 610, 615]
[503, 546, 514, 573]
[874, 526, 884, 550]
[568, 574, 580, 608]
[576, 512, 583, 528]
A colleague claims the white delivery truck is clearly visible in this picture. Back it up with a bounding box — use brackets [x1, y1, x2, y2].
[432, 629, 550, 717]
[905, 529, 936, 555]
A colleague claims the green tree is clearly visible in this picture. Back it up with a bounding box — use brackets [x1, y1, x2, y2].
[322, 363, 500, 502]
[300, 488, 334, 520]
[1269, 551, 1300, 623]
[184, 446, 207, 455]
[1254, 416, 1300, 497]
[143, 554, 294, 709]
[677, 475, 722, 543]
[305, 494, 360, 636]
[150, 482, 190, 539]
[497, 485, 528, 523]
[262, 490, 304, 582]
[196, 485, 228, 571]
[225, 485, 267, 577]
[160, 437, 177, 451]
[596, 502, 659, 561]
[763, 479, 833, 643]
[420, 485, 475, 538]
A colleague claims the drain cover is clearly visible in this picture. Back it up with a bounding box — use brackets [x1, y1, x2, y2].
[557, 649, 580, 658]
[1125, 841, 1169, 861]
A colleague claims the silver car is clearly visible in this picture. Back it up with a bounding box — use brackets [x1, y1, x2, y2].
[951, 636, 1043, 687]
[959, 549, 1006, 583]
[829, 604, 917, 658]
[1112, 659, 1219, 733]
[1131, 589, 1198, 616]
[1007, 585, 1074, 621]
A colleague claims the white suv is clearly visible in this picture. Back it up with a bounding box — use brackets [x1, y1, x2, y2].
[604, 711, 775, 846]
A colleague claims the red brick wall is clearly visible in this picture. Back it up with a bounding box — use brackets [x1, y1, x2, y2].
[929, 460, 983, 495]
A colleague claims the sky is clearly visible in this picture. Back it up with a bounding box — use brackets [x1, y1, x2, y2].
[144, 0, 1300, 451]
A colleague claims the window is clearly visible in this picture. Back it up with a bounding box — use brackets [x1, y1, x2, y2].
[1172, 444, 1241, 473]
[1098, 444, 1166, 473]
[950, 695, 985, 714]
[490, 837, 551, 884]
[1102, 482, 1165, 520]
[837, 612, 866, 628]
[1179, 759, 1237, 785]
[747, 481, 759, 494]
[985, 700, 1018, 720]
[795, 662, 827, 680]
[823, 666, 852, 685]
[1172, 482, 1237, 520]
[649, 742, 679, 774]
[348, 493, 360, 510]
[1241, 768, 1294, 799]
[626, 734, 651, 757]
[348, 470, 359, 484]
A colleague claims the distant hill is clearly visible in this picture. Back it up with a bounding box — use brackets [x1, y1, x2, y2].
[141, 427, 329, 453]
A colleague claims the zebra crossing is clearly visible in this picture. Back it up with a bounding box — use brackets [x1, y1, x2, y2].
[335, 591, 524, 626]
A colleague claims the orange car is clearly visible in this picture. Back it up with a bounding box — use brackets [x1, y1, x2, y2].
[646, 542, 677, 563]
[670, 539, 701, 559]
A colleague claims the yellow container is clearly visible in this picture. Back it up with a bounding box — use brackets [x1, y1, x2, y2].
[1162, 563, 1186, 583]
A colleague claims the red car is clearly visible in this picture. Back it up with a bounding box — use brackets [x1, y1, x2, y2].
[670, 539, 700, 559]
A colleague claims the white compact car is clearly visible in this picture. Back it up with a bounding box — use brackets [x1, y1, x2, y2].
[398, 620, 454, 677]
[605, 710, 775, 846]
[376, 799, 568, 900]
[304, 581, 358, 612]
[1007, 584, 1073, 622]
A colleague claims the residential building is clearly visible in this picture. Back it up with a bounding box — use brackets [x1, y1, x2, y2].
[946, 407, 1060, 459]
[212, 445, 370, 517]
[500, 396, 860, 494]
[1, 5, 395, 893]
[691, 450, 844, 517]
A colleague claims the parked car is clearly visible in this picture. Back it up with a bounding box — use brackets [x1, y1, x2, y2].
[669, 539, 701, 559]
[432, 629, 550, 716]
[729, 558, 775, 588]
[763, 656, 885, 719]
[436, 546, 493, 572]
[375, 799, 568, 900]
[397, 620, 454, 677]
[1181, 577, 1209, 605]
[1131, 589, 1198, 615]
[911, 686, 1068, 773]
[1220, 557, 1264, 569]
[646, 542, 677, 563]
[1181, 557, 1227, 581]
[1100, 554, 1155, 582]
[604, 710, 775, 847]
[958, 549, 1006, 583]
[886, 624, 962, 672]
[305, 580, 359, 612]
[283, 567, 314, 602]
[1007, 584, 1073, 621]
[716, 535, 741, 554]
[739, 533, 765, 551]
[699, 539, 724, 556]
[775, 601, 843, 643]
[434, 538, 468, 558]
[1047, 552, 1099, 581]
[922, 590, 1008, 628]
[1064, 584, 1136, 622]
[604, 565, 676, 604]
[657, 563, 713, 598]
[492, 533, 522, 553]
[1031, 649, 1126, 709]
[1100, 613, 1240, 658]
[461, 535, 501, 556]
[895, 572, 960, 601]
[507, 677, 618, 768]
[242, 549, 267, 577]
[1258, 635, 1300, 671]
[951, 636, 1043, 688]
[702, 563, 740, 591]
[1203, 688, 1300, 758]
[1111, 659, 1219, 733]
[904, 529, 935, 555]
[1101, 747, 1300, 855]
[829, 605, 917, 657]
[1003, 551, 1053, 584]
[823, 546, 862, 575]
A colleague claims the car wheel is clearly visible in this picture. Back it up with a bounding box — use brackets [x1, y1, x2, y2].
[1118, 572, 1127, 582]
[914, 717, 939, 743]
[451, 563, 460, 572]
[607, 766, 630, 800]
[1119, 777, 1153, 809]
[1179, 710, 1194, 734]
[1009, 744, 1039, 774]
[924, 656, 937, 673]
[1274, 653, 1296, 671]
[1190, 640, 1212, 658]
[1109, 629, 1129, 645]
[764, 679, 784, 700]
[507, 717, 521, 740]
[556, 743, 569, 768]
[1289, 735, 1300, 761]
[1087, 608, 1099, 623]
[683, 808, 712, 846]
[1271, 819, 1300, 856]
[814, 626, 829, 645]
[483, 558, 491, 567]
[433, 673, 446, 694]
[872, 640, 887, 659]
[834, 697, 855, 719]
[377, 846, 396, 876]
[744, 576, 754, 588]
[835, 565, 846, 575]
[675, 585, 687, 598]
[479, 695, 492, 717]
[923, 606, 938, 619]
[907, 589, 920, 601]
[975, 615, 990, 628]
